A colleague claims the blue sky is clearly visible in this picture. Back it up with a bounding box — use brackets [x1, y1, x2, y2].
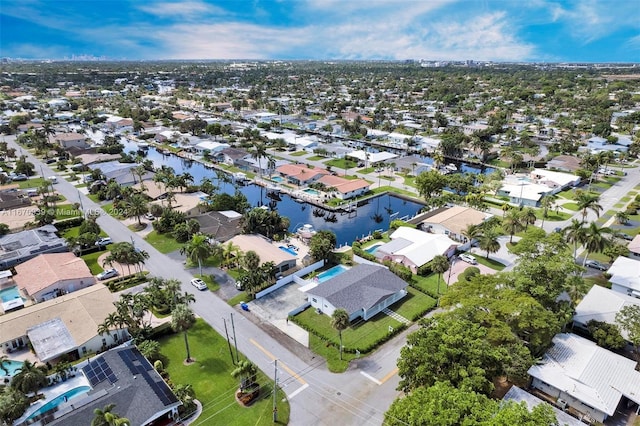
[1, 0, 638, 62]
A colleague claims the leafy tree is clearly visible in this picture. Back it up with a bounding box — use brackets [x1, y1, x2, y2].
[91, 403, 130, 426]
[603, 241, 629, 262]
[415, 170, 447, 202]
[309, 230, 337, 261]
[563, 219, 586, 260]
[171, 304, 196, 363]
[616, 305, 640, 356]
[0, 385, 29, 424]
[14, 156, 35, 176]
[242, 250, 261, 271]
[180, 233, 214, 276]
[586, 320, 626, 351]
[173, 383, 197, 417]
[11, 360, 47, 396]
[519, 207, 537, 230]
[430, 255, 449, 299]
[137, 339, 161, 362]
[580, 223, 611, 267]
[331, 308, 350, 361]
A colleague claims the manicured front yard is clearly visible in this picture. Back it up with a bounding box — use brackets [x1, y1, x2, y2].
[391, 287, 436, 321]
[474, 255, 506, 271]
[158, 320, 290, 425]
[410, 273, 448, 296]
[324, 158, 358, 170]
[16, 177, 46, 189]
[145, 230, 183, 254]
[53, 203, 82, 220]
[81, 250, 106, 275]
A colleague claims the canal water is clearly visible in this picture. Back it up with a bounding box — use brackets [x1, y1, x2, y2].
[122, 141, 425, 246]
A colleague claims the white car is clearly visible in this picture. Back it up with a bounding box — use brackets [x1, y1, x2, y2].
[190, 278, 208, 291]
[459, 253, 477, 265]
[95, 237, 112, 246]
[97, 268, 119, 280]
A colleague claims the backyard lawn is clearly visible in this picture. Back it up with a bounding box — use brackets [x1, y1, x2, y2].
[410, 273, 448, 296]
[145, 230, 183, 254]
[157, 320, 290, 426]
[390, 287, 436, 321]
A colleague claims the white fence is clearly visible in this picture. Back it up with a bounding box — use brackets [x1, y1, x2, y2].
[255, 259, 325, 299]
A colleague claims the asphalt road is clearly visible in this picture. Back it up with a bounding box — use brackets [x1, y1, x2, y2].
[5, 135, 406, 426]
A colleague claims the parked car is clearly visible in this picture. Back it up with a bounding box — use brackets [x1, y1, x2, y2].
[459, 253, 477, 265]
[10, 174, 27, 181]
[144, 212, 156, 221]
[190, 278, 207, 291]
[47, 176, 58, 184]
[616, 232, 633, 241]
[96, 268, 119, 280]
[585, 260, 608, 271]
[95, 237, 112, 246]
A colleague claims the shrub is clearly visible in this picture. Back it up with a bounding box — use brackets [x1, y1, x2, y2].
[383, 260, 413, 281]
[416, 263, 432, 277]
[372, 230, 383, 239]
[389, 220, 416, 231]
[459, 266, 481, 282]
[54, 216, 85, 231]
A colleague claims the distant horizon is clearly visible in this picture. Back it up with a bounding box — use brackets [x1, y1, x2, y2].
[1, 0, 639, 63]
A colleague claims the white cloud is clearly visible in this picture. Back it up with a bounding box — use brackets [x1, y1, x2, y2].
[136, 1, 226, 18]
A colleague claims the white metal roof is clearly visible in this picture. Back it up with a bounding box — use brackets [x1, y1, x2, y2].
[608, 257, 640, 292]
[573, 285, 640, 341]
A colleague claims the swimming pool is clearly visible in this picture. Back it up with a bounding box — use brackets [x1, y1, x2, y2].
[0, 359, 24, 377]
[25, 386, 91, 421]
[271, 176, 284, 183]
[302, 188, 320, 196]
[365, 244, 382, 254]
[317, 265, 349, 283]
[0, 286, 21, 303]
[279, 246, 297, 256]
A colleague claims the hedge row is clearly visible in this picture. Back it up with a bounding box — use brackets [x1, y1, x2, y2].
[104, 272, 149, 292]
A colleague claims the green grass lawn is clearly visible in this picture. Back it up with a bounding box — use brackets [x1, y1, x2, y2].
[227, 292, 248, 306]
[87, 193, 101, 203]
[562, 202, 580, 211]
[324, 158, 358, 170]
[81, 250, 105, 275]
[308, 333, 357, 373]
[101, 202, 126, 219]
[16, 177, 45, 189]
[145, 230, 183, 254]
[535, 209, 572, 221]
[410, 273, 448, 296]
[307, 155, 326, 161]
[193, 273, 220, 292]
[53, 203, 82, 220]
[391, 287, 436, 321]
[294, 307, 402, 353]
[289, 151, 307, 157]
[157, 320, 290, 426]
[371, 185, 418, 198]
[474, 255, 506, 271]
[359, 167, 376, 174]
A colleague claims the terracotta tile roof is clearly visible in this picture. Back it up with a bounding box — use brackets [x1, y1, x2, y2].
[276, 164, 328, 180]
[318, 175, 369, 194]
[14, 253, 94, 296]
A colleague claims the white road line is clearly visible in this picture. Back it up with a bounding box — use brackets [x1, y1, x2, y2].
[360, 371, 382, 385]
[288, 383, 309, 399]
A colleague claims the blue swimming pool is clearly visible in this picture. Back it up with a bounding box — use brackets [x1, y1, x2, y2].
[365, 244, 382, 254]
[25, 386, 91, 421]
[303, 188, 320, 196]
[271, 176, 284, 183]
[0, 286, 21, 303]
[279, 246, 297, 256]
[317, 265, 349, 283]
[0, 359, 24, 377]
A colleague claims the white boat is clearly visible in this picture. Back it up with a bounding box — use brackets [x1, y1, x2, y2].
[233, 172, 248, 182]
[137, 142, 149, 149]
[445, 163, 458, 172]
[266, 184, 280, 194]
[297, 224, 317, 239]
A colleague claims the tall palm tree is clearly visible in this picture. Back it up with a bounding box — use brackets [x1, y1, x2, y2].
[0, 354, 10, 375]
[576, 191, 603, 223]
[539, 194, 558, 227]
[11, 360, 47, 396]
[563, 219, 586, 261]
[91, 403, 130, 426]
[171, 304, 196, 363]
[581, 223, 612, 267]
[478, 228, 501, 260]
[231, 360, 258, 392]
[125, 194, 148, 226]
[520, 207, 537, 230]
[221, 241, 240, 269]
[461, 223, 481, 246]
[431, 255, 450, 301]
[252, 142, 268, 179]
[331, 308, 350, 361]
[180, 233, 213, 276]
[503, 210, 524, 243]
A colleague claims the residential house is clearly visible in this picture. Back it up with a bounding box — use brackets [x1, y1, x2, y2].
[316, 175, 370, 200]
[391, 155, 433, 176]
[105, 116, 133, 131]
[306, 264, 407, 321]
[275, 164, 329, 186]
[13, 252, 96, 302]
[374, 227, 459, 273]
[227, 234, 296, 274]
[607, 256, 640, 298]
[45, 346, 181, 426]
[194, 140, 230, 155]
[131, 181, 168, 200]
[573, 285, 640, 342]
[53, 132, 87, 148]
[218, 147, 250, 166]
[89, 161, 154, 187]
[0, 285, 125, 361]
[627, 235, 640, 259]
[527, 333, 640, 423]
[0, 225, 68, 270]
[502, 386, 584, 426]
[418, 206, 492, 250]
[546, 155, 582, 173]
[498, 169, 579, 207]
[194, 210, 242, 242]
[346, 150, 398, 166]
[584, 136, 628, 154]
[0, 187, 31, 210]
[152, 192, 207, 217]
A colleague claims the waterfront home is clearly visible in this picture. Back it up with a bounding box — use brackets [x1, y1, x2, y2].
[275, 164, 329, 186]
[194, 140, 230, 155]
[53, 132, 88, 148]
[527, 333, 640, 423]
[217, 147, 250, 166]
[418, 206, 491, 250]
[375, 227, 459, 273]
[13, 252, 96, 302]
[316, 174, 370, 200]
[573, 285, 640, 342]
[227, 234, 296, 274]
[306, 264, 407, 321]
[0, 285, 124, 361]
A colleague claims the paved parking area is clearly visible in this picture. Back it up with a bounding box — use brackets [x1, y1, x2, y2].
[445, 259, 497, 286]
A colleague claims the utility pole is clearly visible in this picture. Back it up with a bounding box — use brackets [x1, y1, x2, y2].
[230, 313, 239, 363]
[223, 318, 236, 365]
[272, 360, 278, 423]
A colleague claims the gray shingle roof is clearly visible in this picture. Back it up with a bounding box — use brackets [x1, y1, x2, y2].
[308, 264, 407, 315]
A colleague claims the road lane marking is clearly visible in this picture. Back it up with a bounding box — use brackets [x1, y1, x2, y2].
[249, 338, 307, 385]
[360, 371, 382, 385]
[379, 367, 399, 384]
[288, 383, 309, 399]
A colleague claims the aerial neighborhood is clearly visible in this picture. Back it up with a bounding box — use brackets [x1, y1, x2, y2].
[0, 59, 639, 426]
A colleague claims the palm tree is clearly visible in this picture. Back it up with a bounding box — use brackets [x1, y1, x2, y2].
[171, 304, 196, 363]
[91, 403, 130, 426]
[125, 194, 148, 226]
[576, 191, 603, 223]
[11, 360, 47, 396]
[252, 142, 268, 179]
[539, 194, 558, 227]
[564, 219, 586, 261]
[0, 354, 10, 375]
[503, 210, 524, 243]
[615, 211, 630, 225]
[221, 241, 240, 269]
[461, 224, 481, 246]
[478, 228, 501, 260]
[231, 360, 258, 392]
[180, 233, 214, 276]
[431, 255, 450, 301]
[331, 308, 350, 361]
[520, 207, 537, 230]
[581, 223, 612, 267]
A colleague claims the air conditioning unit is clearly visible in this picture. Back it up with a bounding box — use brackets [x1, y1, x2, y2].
[556, 398, 567, 410]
